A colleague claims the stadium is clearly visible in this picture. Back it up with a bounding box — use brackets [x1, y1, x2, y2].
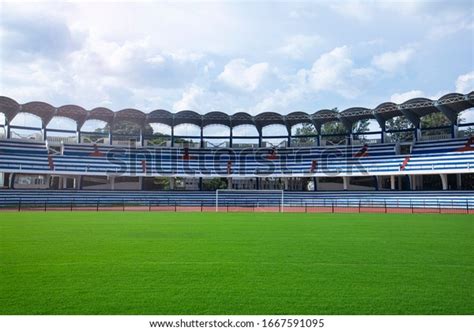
[1, 92, 473, 315]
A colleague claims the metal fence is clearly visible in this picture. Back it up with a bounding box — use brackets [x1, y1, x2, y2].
[0, 197, 472, 214]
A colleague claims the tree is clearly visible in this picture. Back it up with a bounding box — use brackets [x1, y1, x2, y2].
[386, 112, 453, 142]
[385, 116, 413, 142]
[421, 112, 451, 128]
[153, 177, 171, 190]
[108, 121, 153, 135]
[202, 178, 227, 190]
[421, 112, 452, 138]
[293, 108, 370, 145]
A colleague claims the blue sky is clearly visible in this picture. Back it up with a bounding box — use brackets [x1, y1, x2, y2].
[0, 0, 473, 133]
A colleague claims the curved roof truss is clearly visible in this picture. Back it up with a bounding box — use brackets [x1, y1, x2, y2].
[0, 91, 472, 131]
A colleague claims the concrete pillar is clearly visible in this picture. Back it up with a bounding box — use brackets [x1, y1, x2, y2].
[9, 173, 15, 188]
[398, 176, 403, 191]
[227, 177, 233, 190]
[0, 172, 3, 187]
[456, 174, 462, 189]
[200, 127, 204, 148]
[373, 176, 379, 191]
[110, 176, 115, 190]
[451, 124, 458, 138]
[170, 126, 175, 147]
[139, 129, 144, 147]
[343, 176, 349, 190]
[5, 118, 11, 139]
[42, 124, 47, 142]
[283, 178, 289, 190]
[410, 175, 416, 190]
[415, 126, 421, 141]
[347, 133, 353, 145]
[440, 174, 448, 190]
[78, 175, 83, 190]
[169, 177, 175, 190]
[138, 176, 143, 190]
[390, 175, 396, 190]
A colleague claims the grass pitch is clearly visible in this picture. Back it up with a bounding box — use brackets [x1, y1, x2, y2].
[0, 212, 473, 315]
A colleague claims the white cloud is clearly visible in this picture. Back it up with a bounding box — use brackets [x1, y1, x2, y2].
[390, 90, 425, 104]
[250, 87, 304, 115]
[372, 48, 415, 72]
[428, 17, 474, 40]
[1, 1, 472, 118]
[300, 46, 371, 98]
[173, 85, 204, 111]
[218, 58, 270, 91]
[277, 34, 322, 59]
[329, 1, 373, 22]
[455, 71, 474, 94]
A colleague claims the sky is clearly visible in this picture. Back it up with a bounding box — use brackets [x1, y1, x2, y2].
[0, 0, 473, 134]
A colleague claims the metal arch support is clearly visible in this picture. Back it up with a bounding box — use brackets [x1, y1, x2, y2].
[7, 106, 20, 123]
[339, 117, 353, 133]
[435, 104, 458, 124]
[467, 94, 474, 106]
[399, 108, 421, 128]
[42, 108, 58, 128]
[373, 113, 386, 131]
[310, 119, 322, 135]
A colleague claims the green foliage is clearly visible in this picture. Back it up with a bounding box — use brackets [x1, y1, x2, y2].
[94, 121, 154, 135]
[421, 112, 451, 128]
[293, 107, 370, 145]
[1, 212, 472, 314]
[202, 177, 227, 190]
[386, 116, 414, 142]
[386, 112, 452, 142]
[153, 177, 171, 190]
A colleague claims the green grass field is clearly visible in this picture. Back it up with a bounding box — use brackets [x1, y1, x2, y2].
[0, 212, 473, 315]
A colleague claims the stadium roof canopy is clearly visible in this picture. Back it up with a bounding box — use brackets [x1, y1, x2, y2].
[0, 92, 473, 131]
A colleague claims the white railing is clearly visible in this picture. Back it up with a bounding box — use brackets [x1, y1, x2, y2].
[173, 142, 201, 148]
[291, 140, 316, 147]
[145, 139, 169, 147]
[353, 138, 381, 145]
[47, 136, 77, 144]
[112, 139, 138, 146]
[420, 133, 451, 141]
[81, 137, 110, 145]
[232, 143, 258, 148]
[321, 139, 346, 146]
[11, 132, 43, 141]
